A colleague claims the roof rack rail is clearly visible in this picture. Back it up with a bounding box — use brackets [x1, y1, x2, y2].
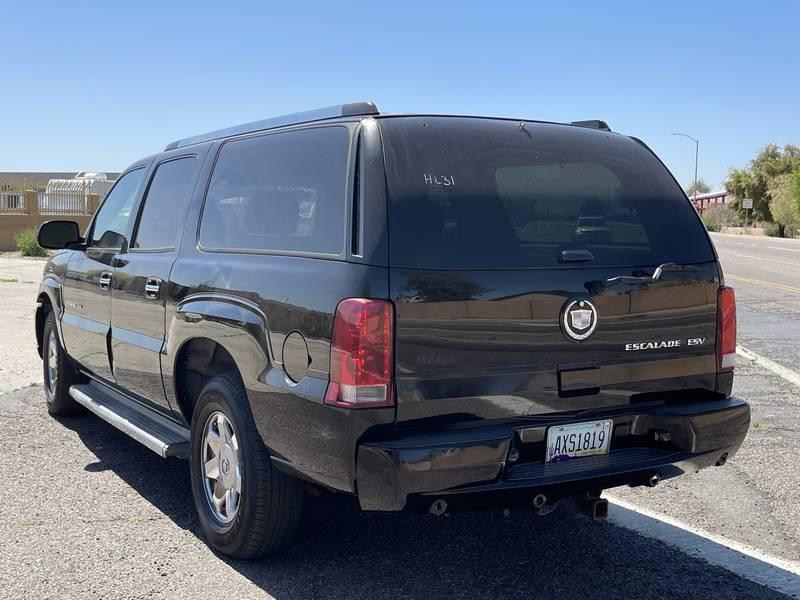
[164, 101, 379, 151]
[570, 119, 611, 132]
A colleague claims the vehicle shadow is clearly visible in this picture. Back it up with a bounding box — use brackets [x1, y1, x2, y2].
[63, 415, 787, 600]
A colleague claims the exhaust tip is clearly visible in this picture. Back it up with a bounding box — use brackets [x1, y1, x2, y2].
[532, 494, 547, 509]
[429, 499, 448, 516]
[648, 473, 661, 487]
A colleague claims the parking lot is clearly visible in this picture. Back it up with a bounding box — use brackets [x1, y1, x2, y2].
[0, 234, 799, 599]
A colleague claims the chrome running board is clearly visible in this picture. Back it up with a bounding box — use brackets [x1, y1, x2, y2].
[69, 383, 190, 458]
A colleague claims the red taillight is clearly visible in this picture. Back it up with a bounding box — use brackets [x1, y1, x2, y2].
[716, 286, 736, 372]
[324, 298, 394, 408]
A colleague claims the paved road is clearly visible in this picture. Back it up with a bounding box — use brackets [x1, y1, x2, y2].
[710, 232, 800, 373]
[0, 387, 786, 600]
[611, 232, 800, 568]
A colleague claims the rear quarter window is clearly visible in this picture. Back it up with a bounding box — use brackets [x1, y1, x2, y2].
[200, 126, 350, 255]
[381, 117, 714, 270]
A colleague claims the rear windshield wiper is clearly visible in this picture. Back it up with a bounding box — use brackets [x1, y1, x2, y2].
[589, 263, 704, 294]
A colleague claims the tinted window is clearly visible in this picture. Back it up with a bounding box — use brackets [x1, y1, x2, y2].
[200, 126, 350, 254]
[381, 117, 714, 269]
[90, 168, 146, 248]
[134, 157, 199, 249]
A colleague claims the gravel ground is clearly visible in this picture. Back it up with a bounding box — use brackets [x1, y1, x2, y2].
[0, 387, 786, 600]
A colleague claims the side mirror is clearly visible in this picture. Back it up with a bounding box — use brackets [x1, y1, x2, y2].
[37, 220, 83, 250]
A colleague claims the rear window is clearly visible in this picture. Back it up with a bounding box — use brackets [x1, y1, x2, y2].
[381, 117, 714, 269]
[200, 126, 350, 255]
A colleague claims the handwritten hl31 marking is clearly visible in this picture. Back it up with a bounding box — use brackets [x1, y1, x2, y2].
[423, 173, 455, 186]
[625, 337, 705, 351]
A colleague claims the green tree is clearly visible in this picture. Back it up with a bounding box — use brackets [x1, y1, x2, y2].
[685, 178, 711, 197]
[769, 173, 800, 237]
[793, 169, 800, 214]
[724, 144, 800, 224]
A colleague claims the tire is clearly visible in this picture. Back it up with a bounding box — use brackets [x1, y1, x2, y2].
[42, 311, 84, 417]
[189, 372, 303, 559]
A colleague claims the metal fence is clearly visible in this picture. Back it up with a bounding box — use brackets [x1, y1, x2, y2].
[0, 192, 25, 214]
[0, 176, 113, 218]
[41, 178, 114, 215]
[37, 188, 90, 215]
[0, 189, 95, 216]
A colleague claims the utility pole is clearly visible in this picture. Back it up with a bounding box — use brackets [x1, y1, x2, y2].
[672, 132, 700, 202]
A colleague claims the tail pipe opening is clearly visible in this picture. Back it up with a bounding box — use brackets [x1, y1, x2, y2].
[429, 499, 448, 516]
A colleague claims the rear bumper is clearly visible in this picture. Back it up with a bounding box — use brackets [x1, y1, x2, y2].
[356, 397, 750, 511]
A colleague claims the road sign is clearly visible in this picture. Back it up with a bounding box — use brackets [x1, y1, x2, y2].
[742, 198, 754, 209]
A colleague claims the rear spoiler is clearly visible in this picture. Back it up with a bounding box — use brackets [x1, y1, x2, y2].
[570, 120, 611, 132]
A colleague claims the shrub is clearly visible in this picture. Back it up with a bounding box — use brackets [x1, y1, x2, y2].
[15, 228, 48, 257]
[764, 223, 798, 238]
[701, 212, 721, 232]
[701, 204, 739, 232]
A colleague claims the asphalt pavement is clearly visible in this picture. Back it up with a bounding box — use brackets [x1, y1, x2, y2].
[711, 232, 800, 374]
[0, 386, 787, 600]
[610, 232, 800, 567]
[1, 237, 799, 599]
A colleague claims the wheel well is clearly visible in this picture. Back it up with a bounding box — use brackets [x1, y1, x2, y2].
[35, 293, 52, 358]
[174, 338, 242, 424]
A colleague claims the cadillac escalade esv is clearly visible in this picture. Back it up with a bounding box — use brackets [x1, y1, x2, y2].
[35, 102, 749, 559]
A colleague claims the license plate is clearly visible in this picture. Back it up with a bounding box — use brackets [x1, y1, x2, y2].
[545, 419, 613, 463]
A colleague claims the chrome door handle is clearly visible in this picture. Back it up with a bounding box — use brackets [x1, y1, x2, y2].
[144, 277, 161, 299]
[99, 271, 113, 290]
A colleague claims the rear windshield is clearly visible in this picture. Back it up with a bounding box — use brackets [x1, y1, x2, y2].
[380, 117, 714, 269]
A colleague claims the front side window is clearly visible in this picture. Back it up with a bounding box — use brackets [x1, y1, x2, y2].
[90, 168, 146, 248]
[200, 126, 350, 254]
[134, 157, 199, 250]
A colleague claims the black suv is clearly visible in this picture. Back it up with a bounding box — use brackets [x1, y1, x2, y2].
[36, 102, 749, 559]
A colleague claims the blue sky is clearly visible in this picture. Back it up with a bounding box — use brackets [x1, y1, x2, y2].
[2, 1, 798, 191]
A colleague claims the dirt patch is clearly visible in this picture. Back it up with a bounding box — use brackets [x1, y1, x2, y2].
[0, 256, 48, 394]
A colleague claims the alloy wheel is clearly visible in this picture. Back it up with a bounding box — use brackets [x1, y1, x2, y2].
[46, 329, 58, 396]
[202, 411, 242, 524]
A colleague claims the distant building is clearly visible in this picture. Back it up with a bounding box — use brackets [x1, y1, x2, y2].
[690, 190, 731, 214]
[0, 171, 118, 192]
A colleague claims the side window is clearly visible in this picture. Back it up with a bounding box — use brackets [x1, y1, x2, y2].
[199, 126, 350, 254]
[134, 157, 199, 250]
[90, 168, 146, 248]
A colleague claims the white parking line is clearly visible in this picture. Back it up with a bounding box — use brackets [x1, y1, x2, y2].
[737, 345, 800, 388]
[769, 246, 800, 253]
[607, 497, 800, 598]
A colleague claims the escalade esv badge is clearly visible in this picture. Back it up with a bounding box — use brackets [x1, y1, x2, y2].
[561, 298, 598, 341]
